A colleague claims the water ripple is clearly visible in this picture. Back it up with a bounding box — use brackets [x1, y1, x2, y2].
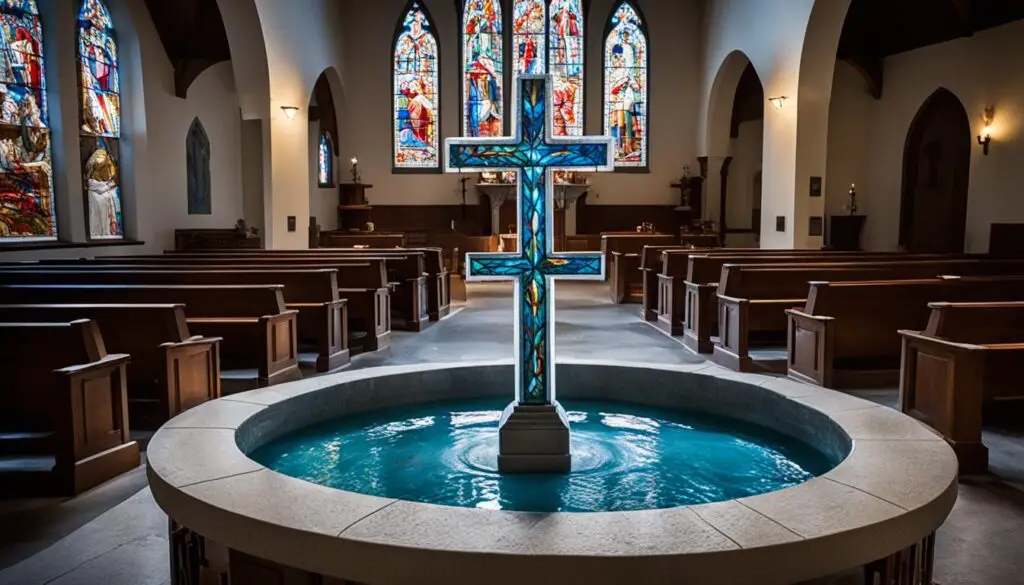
[252, 399, 835, 513]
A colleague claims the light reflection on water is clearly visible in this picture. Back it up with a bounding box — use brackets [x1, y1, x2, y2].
[252, 399, 834, 513]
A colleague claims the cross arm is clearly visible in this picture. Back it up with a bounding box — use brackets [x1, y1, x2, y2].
[466, 253, 532, 280]
[541, 254, 604, 279]
[447, 142, 527, 172]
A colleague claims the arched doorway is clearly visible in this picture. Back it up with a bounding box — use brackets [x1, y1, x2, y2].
[899, 88, 971, 253]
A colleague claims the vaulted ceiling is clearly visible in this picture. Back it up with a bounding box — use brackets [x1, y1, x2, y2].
[837, 0, 1024, 99]
[143, 0, 231, 99]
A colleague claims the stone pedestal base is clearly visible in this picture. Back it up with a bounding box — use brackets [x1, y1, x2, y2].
[497, 402, 571, 473]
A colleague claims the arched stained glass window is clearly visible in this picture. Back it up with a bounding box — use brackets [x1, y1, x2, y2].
[512, 0, 545, 78]
[0, 0, 55, 242]
[462, 0, 502, 138]
[548, 0, 584, 136]
[186, 117, 210, 215]
[318, 131, 333, 187]
[603, 0, 648, 168]
[393, 0, 439, 170]
[78, 0, 123, 239]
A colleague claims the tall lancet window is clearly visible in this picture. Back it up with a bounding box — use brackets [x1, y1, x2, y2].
[512, 0, 545, 78]
[0, 0, 55, 242]
[461, 0, 502, 138]
[318, 131, 333, 187]
[78, 0, 122, 239]
[392, 0, 439, 170]
[548, 0, 584, 136]
[603, 0, 648, 168]
[186, 117, 210, 215]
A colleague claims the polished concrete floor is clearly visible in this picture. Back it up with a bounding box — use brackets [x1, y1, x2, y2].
[1, 281, 1022, 584]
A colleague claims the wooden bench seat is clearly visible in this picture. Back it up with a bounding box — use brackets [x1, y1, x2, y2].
[0, 267, 354, 371]
[655, 250, 896, 350]
[640, 245, 701, 321]
[899, 301, 1024, 473]
[0, 284, 300, 387]
[10, 258, 393, 353]
[786, 275, 1024, 387]
[0, 304, 220, 428]
[156, 251, 431, 331]
[680, 253, 1003, 354]
[603, 234, 678, 302]
[712, 259, 1024, 372]
[0, 319, 139, 496]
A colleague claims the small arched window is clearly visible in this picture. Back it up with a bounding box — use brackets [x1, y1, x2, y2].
[186, 117, 210, 214]
[0, 0, 56, 242]
[78, 0, 123, 239]
[318, 131, 333, 187]
[603, 0, 648, 168]
[392, 0, 440, 170]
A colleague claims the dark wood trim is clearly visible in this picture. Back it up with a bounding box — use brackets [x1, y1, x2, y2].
[0, 239, 146, 253]
[718, 156, 733, 234]
[391, 0, 442, 173]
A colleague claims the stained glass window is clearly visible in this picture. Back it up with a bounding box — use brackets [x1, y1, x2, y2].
[462, 0, 502, 138]
[549, 0, 584, 136]
[603, 1, 648, 168]
[393, 0, 439, 169]
[512, 0, 545, 78]
[318, 131, 333, 187]
[78, 0, 123, 239]
[0, 0, 56, 242]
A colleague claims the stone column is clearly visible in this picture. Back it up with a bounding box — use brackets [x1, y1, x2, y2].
[477, 185, 516, 235]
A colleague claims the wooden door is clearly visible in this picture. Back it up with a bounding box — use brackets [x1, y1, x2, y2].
[900, 88, 971, 253]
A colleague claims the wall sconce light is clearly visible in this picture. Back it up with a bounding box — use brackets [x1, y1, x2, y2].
[768, 96, 787, 110]
[978, 106, 994, 155]
[280, 106, 300, 120]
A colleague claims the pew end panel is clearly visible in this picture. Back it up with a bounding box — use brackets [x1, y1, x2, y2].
[681, 282, 718, 352]
[786, 309, 835, 387]
[899, 332, 992, 474]
[339, 288, 391, 352]
[0, 320, 139, 496]
[713, 296, 799, 372]
[188, 310, 301, 388]
[160, 336, 223, 419]
[55, 351, 141, 495]
[290, 299, 351, 372]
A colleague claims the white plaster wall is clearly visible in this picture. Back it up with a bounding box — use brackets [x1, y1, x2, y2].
[144, 63, 245, 238]
[339, 0, 701, 208]
[725, 119, 762, 230]
[255, 0, 346, 248]
[825, 20, 1024, 252]
[823, 60, 872, 223]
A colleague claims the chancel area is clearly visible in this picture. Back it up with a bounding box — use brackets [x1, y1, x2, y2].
[2, 0, 1024, 584]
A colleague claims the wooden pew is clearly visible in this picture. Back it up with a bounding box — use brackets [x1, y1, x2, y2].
[712, 259, 1024, 372]
[15, 257, 392, 352]
[899, 301, 1024, 473]
[0, 304, 220, 427]
[602, 234, 678, 301]
[0, 320, 139, 496]
[157, 251, 428, 332]
[257, 247, 452, 321]
[640, 245, 698, 320]
[679, 251, 938, 353]
[785, 275, 1024, 386]
[0, 284, 300, 387]
[0, 268, 353, 371]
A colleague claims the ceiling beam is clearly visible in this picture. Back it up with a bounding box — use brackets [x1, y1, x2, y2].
[843, 54, 883, 100]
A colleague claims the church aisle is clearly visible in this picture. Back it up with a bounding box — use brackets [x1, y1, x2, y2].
[346, 281, 704, 371]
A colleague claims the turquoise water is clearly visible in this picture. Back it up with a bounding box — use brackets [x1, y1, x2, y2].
[252, 399, 835, 513]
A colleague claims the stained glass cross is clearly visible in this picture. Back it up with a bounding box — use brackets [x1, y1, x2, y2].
[445, 75, 614, 407]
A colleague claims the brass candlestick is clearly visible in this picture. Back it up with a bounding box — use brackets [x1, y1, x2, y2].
[848, 183, 858, 215]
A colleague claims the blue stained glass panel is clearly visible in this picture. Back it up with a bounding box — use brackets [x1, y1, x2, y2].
[603, 1, 648, 167]
[462, 0, 503, 138]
